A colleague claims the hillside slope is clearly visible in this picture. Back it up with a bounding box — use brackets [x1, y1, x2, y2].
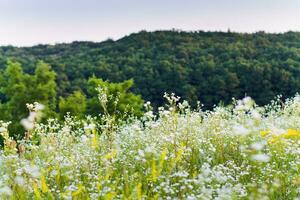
[0, 30, 300, 107]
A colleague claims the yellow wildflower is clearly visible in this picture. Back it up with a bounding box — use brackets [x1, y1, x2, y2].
[266, 129, 300, 143]
[91, 134, 98, 149]
[151, 159, 158, 181]
[72, 185, 84, 197]
[104, 149, 117, 160]
[283, 129, 300, 139]
[136, 182, 142, 200]
[260, 130, 271, 137]
[268, 136, 281, 144]
[41, 175, 49, 193]
[32, 181, 42, 200]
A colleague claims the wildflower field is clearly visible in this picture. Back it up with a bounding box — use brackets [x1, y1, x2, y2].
[1, 93, 300, 199]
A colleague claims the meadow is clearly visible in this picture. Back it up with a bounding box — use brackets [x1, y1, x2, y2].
[0, 93, 300, 199]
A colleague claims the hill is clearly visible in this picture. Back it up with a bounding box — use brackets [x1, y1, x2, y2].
[0, 30, 300, 108]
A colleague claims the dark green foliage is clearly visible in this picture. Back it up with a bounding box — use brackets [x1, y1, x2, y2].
[0, 30, 299, 109]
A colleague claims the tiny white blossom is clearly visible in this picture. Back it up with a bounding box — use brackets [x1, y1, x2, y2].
[0, 186, 12, 196]
[251, 110, 261, 120]
[34, 102, 45, 111]
[233, 124, 250, 135]
[250, 141, 266, 151]
[251, 154, 270, 162]
[14, 176, 25, 186]
[84, 123, 96, 131]
[81, 135, 88, 143]
[20, 119, 34, 130]
[28, 112, 37, 122]
[243, 96, 252, 105]
[138, 149, 145, 157]
[24, 165, 41, 178]
[0, 127, 6, 133]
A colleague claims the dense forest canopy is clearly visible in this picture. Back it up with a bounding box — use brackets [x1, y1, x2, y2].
[0, 30, 300, 109]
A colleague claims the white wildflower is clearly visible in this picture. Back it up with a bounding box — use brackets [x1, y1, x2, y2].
[34, 102, 45, 111]
[0, 127, 6, 133]
[20, 118, 34, 130]
[28, 112, 37, 122]
[62, 126, 71, 134]
[233, 124, 250, 135]
[0, 186, 12, 196]
[243, 96, 252, 105]
[250, 141, 266, 151]
[14, 176, 25, 186]
[24, 165, 41, 178]
[26, 103, 34, 111]
[138, 149, 145, 157]
[81, 134, 88, 143]
[84, 123, 96, 131]
[251, 154, 270, 162]
[251, 110, 261, 120]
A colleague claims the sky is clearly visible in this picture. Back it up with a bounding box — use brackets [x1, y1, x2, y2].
[0, 0, 299, 46]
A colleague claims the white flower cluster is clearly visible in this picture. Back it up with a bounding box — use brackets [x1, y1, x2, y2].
[21, 102, 45, 130]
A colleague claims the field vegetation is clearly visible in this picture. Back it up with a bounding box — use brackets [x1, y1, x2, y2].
[0, 91, 299, 199]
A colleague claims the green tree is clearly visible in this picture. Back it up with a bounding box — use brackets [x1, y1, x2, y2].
[59, 90, 87, 119]
[30, 61, 57, 117]
[86, 77, 144, 117]
[0, 60, 57, 137]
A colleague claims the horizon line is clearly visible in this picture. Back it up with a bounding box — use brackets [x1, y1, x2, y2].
[1, 28, 300, 48]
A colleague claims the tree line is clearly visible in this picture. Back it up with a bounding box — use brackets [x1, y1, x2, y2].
[0, 30, 300, 135]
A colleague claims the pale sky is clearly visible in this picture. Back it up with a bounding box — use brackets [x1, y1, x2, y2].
[0, 0, 299, 46]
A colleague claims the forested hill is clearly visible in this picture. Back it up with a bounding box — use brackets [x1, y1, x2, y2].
[1, 30, 300, 108]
